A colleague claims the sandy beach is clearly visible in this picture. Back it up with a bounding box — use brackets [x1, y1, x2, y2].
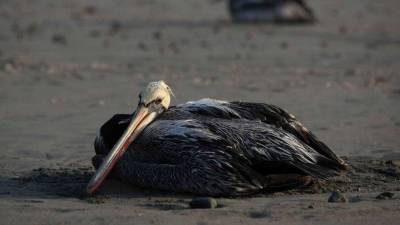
[0, 0, 399, 224]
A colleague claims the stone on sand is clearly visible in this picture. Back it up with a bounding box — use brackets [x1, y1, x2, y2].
[189, 197, 218, 209]
[328, 191, 348, 203]
[376, 192, 395, 200]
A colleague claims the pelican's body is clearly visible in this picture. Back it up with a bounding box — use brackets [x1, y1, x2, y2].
[89, 86, 347, 196]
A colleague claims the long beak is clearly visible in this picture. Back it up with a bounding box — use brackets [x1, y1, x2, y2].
[86, 105, 157, 194]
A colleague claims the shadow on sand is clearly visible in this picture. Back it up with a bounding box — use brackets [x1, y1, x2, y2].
[2, 157, 399, 205]
[1, 166, 191, 206]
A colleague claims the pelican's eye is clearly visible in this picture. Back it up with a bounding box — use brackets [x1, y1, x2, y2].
[155, 98, 162, 104]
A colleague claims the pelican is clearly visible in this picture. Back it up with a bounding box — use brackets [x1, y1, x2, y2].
[87, 81, 348, 196]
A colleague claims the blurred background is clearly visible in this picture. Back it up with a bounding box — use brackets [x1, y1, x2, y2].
[0, 0, 399, 176]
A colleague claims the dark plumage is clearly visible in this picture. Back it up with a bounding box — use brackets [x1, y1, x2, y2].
[228, 0, 315, 23]
[93, 99, 348, 196]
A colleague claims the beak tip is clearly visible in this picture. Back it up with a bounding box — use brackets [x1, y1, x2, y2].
[86, 185, 94, 195]
[86, 180, 99, 195]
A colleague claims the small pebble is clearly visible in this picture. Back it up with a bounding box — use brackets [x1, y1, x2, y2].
[82, 5, 97, 15]
[109, 20, 122, 35]
[52, 34, 67, 45]
[152, 31, 162, 40]
[26, 22, 39, 36]
[248, 210, 271, 218]
[137, 42, 148, 51]
[280, 41, 288, 49]
[376, 192, 394, 200]
[189, 197, 218, 209]
[328, 191, 348, 203]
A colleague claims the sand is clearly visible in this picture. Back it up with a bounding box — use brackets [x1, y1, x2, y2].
[0, 0, 399, 224]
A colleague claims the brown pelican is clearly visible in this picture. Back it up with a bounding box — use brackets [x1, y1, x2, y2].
[87, 81, 348, 196]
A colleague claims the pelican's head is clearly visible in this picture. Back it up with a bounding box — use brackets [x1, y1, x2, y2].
[87, 80, 173, 194]
[138, 80, 173, 113]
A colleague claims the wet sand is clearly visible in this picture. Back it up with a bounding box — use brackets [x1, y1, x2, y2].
[0, 0, 400, 224]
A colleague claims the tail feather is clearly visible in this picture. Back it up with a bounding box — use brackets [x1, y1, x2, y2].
[291, 155, 348, 179]
[285, 121, 349, 168]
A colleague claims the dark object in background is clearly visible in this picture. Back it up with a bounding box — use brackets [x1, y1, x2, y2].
[228, 0, 315, 23]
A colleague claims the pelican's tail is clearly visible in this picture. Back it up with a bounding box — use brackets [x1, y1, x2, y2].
[292, 154, 349, 179]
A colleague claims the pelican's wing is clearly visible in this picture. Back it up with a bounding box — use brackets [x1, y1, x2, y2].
[198, 118, 346, 179]
[171, 99, 346, 168]
[229, 102, 347, 167]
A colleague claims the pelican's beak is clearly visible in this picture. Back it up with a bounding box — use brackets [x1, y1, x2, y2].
[86, 105, 157, 194]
